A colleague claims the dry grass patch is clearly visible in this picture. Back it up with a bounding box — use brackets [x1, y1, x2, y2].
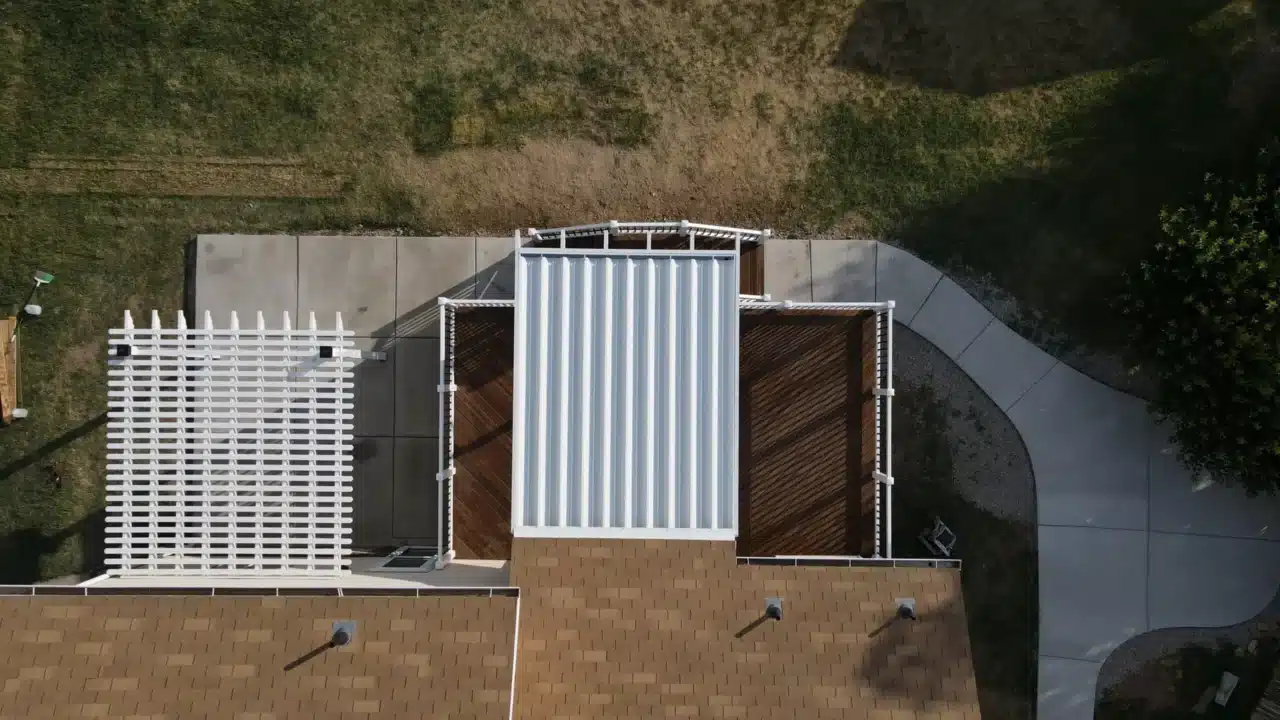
[386, 87, 820, 231]
[0, 156, 343, 198]
[377, 0, 860, 230]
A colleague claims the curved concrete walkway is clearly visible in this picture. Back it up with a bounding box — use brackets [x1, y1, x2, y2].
[770, 238, 1280, 720]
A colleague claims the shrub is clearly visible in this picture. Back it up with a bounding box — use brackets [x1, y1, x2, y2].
[1126, 145, 1280, 494]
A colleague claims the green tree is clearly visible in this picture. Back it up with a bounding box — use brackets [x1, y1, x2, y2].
[1127, 146, 1280, 494]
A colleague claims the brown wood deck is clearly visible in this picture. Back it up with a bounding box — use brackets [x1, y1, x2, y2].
[0, 317, 15, 423]
[737, 311, 877, 557]
[451, 307, 516, 560]
[451, 306, 876, 559]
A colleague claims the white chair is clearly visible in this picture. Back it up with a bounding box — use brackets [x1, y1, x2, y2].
[919, 517, 957, 558]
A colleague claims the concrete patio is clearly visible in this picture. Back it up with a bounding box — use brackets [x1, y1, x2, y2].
[191, 234, 523, 549]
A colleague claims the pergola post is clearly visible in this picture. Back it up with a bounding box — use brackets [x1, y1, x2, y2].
[436, 297, 448, 568]
[885, 303, 895, 558]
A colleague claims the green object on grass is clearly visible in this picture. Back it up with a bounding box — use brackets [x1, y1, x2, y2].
[33, 271, 53, 284]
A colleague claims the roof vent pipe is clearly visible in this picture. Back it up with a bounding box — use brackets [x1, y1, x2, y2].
[765, 597, 783, 621]
[896, 598, 917, 621]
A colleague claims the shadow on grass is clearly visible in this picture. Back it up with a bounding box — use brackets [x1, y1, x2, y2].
[888, 381, 1038, 720]
[892, 48, 1259, 355]
[836, 0, 1230, 96]
[814, 2, 1280, 368]
[0, 508, 104, 584]
[0, 413, 109, 582]
[0, 412, 107, 481]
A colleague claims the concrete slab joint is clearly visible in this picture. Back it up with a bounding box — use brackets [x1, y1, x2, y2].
[810, 239, 875, 303]
[762, 239, 812, 301]
[873, 243, 941, 322]
[395, 236, 478, 338]
[906, 277, 993, 360]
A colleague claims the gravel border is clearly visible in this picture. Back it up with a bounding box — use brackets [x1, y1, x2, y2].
[1097, 586, 1280, 692]
[893, 323, 1035, 523]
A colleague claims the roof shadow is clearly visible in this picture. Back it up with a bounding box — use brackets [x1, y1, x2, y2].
[861, 592, 981, 710]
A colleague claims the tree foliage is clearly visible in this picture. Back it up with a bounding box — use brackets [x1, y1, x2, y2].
[1127, 146, 1280, 494]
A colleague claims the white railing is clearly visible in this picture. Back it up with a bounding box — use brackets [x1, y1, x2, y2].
[737, 300, 894, 310]
[874, 308, 883, 557]
[523, 220, 771, 248]
[438, 283, 897, 558]
[874, 305, 896, 558]
[435, 297, 514, 568]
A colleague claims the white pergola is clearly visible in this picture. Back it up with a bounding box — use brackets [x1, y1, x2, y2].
[435, 221, 898, 562]
[104, 309, 355, 577]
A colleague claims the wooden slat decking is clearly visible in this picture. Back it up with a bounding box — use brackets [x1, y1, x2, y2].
[451, 308, 516, 560]
[740, 242, 763, 295]
[451, 306, 875, 559]
[737, 311, 877, 557]
[0, 317, 15, 423]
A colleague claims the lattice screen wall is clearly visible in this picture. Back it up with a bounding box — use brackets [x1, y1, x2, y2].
[105, 310, 355, 577]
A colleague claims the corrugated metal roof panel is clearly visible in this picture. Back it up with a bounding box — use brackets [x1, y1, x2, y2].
[512, 250, 738, 539]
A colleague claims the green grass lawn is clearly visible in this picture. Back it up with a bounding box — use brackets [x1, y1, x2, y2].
[0, 0, 1272, 588]
[0, 197, 349, 581]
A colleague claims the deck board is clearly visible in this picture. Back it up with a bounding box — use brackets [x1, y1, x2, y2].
[0, 317, 16, 423]
[452, 308, 516, 560]
[737, 311, 876, 557]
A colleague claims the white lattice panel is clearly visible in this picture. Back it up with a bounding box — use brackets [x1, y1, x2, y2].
[105, 310, 355, 577]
